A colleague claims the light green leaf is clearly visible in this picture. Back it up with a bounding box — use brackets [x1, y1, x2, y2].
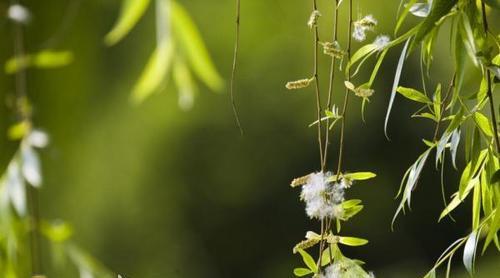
[5, 50, 73, 74]
[474, 112, 494, 137]
[424, 269, 436, 278]
[411, 0, 458, 52]
[104, 0, 151, 46]
[433, 84, 442, 120]
[40, 220, 73, 243]
[343, 172, 376, 181]
[297, 249, 317, 272]
[385, 38, 410, 138]
[131, 40, 174, 103]
[347, 44, 378, 73]
[342, 199, 362, 208]
[171, 1, 223, 91]
[338, 237, 369, 246]
[396, 87, 432, 104]
[342, 205, 364, 220]
[293, 268, 312, 277]
[173, 58, 197, 110]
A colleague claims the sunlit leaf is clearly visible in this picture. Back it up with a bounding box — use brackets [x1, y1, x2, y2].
[338, 236, 369, 246]
[474, 112, 494, 137]
[173, 58, 197, 110]
[293, 268, 312, 277]
[297, 249, 317, 272]
[131, 40, 174, 103]
[411, 0, 458, 52]
[450, 129, 461, 169]
[396, 86, 432, 104]
[104, 0, 151, 46]
[40, 220, 74, 243]
[463, 230, 479, 275]
[5, 50, 73, 74]
[171, 1, 223, 91]
[343, 172, 376, 181]
[385, 38, 410, 139]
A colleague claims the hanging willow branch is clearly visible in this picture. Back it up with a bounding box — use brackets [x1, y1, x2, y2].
[230, 0, 243, 135]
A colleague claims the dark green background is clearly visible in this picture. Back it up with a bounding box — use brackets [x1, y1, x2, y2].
[0, 0, 498, 277]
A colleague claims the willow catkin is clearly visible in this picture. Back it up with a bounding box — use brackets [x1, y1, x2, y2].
[285, 78, 314, 90]
[307, 10, 321, 29]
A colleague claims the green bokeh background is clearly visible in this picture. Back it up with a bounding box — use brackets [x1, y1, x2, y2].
[0, 0, 499, 277]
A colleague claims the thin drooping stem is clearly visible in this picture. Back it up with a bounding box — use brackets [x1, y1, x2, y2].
[230, 0, 243, 135]
[336, 0, 353, 178]
[432, 73, 456, 141]
[12, 6, 43, 275]
[312, 0, 325, 169]
[480, 1, 500, 153]
[321, 0, 340, 171]
[310, 0, 326, 271]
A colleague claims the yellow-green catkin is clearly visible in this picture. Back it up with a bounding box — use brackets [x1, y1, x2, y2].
[322, 41, 345, 59]
[286, 78, 314, 90]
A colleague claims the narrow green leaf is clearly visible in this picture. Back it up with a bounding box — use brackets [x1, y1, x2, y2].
[474, 112, 494, 137]
[396, 86, 432, 104]
[171, 1, 223, 91]
[173, 58, 197, 110]
[411, 0, 458, 52]
[297, 249, 317, 273]
[433, 84, 442, 119]
[347, 44, 378, 73]
[5, 50, 73, 74]
[338, 237, 369, 246]
[293, 268, 312, 277]
[104, 0, 151, 45]
[385, 38, 411, 138]
[343, 172, 376, 181]
[463, 230, 479, 276]
[131, 40, 174, 103]
[342, 199, 362, 209]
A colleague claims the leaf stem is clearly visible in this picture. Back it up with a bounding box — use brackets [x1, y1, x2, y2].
[230, 0, 243, 135]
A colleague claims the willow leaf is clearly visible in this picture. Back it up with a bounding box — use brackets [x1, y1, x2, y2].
[338, 237, 369, 246]
[5, 50, 73, 74]
[131, 40, 174, 103]
[474, 112, 494, 137]
[105, 0, 151, 46]
[171, 1, 223, 91]
[385, 38, 411, 139]
[411, 0, 458, 52]
[463, 230, 479, 276]
[396, 86, 432, 104]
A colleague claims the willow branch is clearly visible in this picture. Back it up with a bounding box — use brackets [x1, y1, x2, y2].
[230, 0, 243, 135]
[336, 0, 353, 178]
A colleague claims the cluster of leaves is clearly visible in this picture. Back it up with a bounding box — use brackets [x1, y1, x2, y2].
[290, 173, 376, 277]
[105, 0, 223, 108]
[351, 0, 500, 276]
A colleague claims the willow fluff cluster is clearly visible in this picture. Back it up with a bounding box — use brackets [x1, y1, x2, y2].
[320, 260, 375, 278]
[300, 172, 347, 220]
[308, 10, 321, 29]
[352, 15, 377, 42]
